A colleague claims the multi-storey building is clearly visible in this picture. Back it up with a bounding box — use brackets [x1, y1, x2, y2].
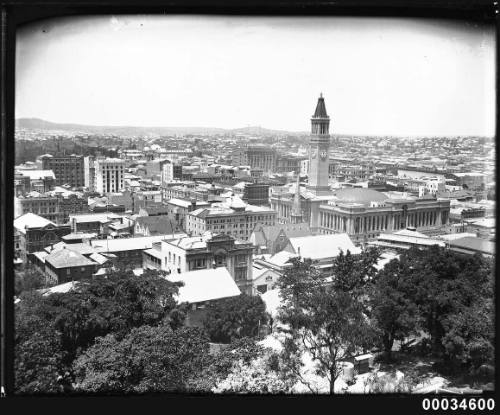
[242, 183, 270, 206]
[246, 146, 277, 174]
[14, 213, 71, 263]
[41, 155, 85, 188]
[186, 196, 277, 241]
[143, 232, 254, 295]
[15, 170, 56, 194]
[15, 193, 88, 224]
[94, 158, 125, 194]
[84, 156, 96, 191]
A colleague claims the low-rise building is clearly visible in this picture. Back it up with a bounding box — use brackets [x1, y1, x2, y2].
[142, 232, 254, 294]
[249, 222, 312, 255]
[14, 213, 71, 263]
[44, 247, 98, 285]
[134, 215, 179, 236]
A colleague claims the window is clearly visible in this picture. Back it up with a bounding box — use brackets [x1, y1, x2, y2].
[235, 268, 247, 281]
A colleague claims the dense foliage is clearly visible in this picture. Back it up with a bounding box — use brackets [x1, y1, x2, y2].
[15, 246, 494, 394]
[73, 325, 210, 393]
[203, 294, 268, 343]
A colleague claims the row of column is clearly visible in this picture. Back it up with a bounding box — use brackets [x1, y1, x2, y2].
[320, 209, 443, 234]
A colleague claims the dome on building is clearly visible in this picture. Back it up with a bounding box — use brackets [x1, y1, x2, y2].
[334, 188, 388, 204]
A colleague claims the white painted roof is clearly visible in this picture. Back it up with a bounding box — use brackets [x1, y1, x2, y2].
[14, 213, 54, 233]
[288, 233, 361, 260]
[168, 267, 241, 304]
[17, 169, 56, 180]
[90, 233, 187, 252]
[40, 281, 79, 296]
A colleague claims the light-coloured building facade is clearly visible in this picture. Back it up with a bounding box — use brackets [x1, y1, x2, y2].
[143, 233, 254, 295]
[186, 197, 277, 241]
[94, 158, 125, 194]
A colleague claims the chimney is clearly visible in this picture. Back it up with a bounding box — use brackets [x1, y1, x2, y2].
[297, 246, 301, 257]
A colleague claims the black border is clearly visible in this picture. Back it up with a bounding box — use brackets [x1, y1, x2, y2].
[1, 0, 498, 411]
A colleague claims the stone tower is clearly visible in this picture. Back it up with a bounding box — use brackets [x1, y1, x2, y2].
[306, 93, 331, 196]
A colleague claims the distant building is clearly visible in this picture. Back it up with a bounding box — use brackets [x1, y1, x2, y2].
[242, 183, 270, 206]
[249, 222, 312, 255]
[164, 198, 210, 230]
[41, 155, 85, 188]
[369, 228, 446, 252]
[245, 146, 277, 174]
[283, 233, 361, 274]
[14, 213, 71, 263]
[15, 170, 56, 194]
[186, 195, 277, 241]
[143, 232, 254, 295]
[447, 236, 494, 257]
[134, 215, 179, 236]
[138, 202, 170, 217]
[44, 247, 98, 285]
[94, 158, 125, 194]
[15, 193, 89, 224]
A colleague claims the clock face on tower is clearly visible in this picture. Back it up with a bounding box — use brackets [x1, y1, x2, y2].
[320, 149, 328, 160]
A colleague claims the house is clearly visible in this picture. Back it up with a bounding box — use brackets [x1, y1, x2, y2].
[252, 263, 281, 294]
[133, 267, 241, 328]
[134, 215, 179, 236]
[138, 202, 169, 217]
[14, 213, 71, 263]
[249, 222, 312, 255]
[44, 246, 98, 284]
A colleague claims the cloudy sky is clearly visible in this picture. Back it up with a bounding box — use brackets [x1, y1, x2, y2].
[16, 15, 495, 136]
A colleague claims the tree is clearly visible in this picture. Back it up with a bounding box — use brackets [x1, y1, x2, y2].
[73, 325, 210, 393]
[330, 247, 381, 298]
[369, 258, 421, 361]
[203, 294, 268, 343]
[14, 264, 47, 296]
[213, 354, 294, 393]
[277, 258, 376, 394]
[403, 247, 493, 356]
[14, 293, 65, 394]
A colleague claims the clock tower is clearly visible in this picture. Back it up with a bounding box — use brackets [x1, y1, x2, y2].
[307, 93, 331, 195]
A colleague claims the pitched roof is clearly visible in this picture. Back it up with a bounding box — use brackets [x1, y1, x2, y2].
[257, 222, 312, 243]
[135, 216, 178, 235]
[45, 247, 96, 268]
[287, 233, 361, 260]
[448, 236, 495, 255]
[313, 94, 329, 118]
[14, 213, 55, 233]
[168, 267, 241, 303]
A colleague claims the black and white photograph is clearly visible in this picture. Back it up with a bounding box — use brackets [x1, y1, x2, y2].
[5, 10, 496, 398]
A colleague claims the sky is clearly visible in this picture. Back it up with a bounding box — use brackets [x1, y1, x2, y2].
[16, 15, 496, 137]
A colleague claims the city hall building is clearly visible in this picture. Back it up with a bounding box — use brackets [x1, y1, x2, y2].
[270, 95, 451, 244]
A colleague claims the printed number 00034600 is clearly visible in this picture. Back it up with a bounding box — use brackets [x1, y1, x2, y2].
[422, 398, 495, 411]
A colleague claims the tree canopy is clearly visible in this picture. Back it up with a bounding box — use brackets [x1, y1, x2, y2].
[203, 294, 268, 343]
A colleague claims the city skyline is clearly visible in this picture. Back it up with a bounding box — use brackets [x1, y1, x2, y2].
[16, 15, 495, 137]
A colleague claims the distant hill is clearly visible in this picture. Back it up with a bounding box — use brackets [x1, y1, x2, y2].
[15, 118, 307, 136]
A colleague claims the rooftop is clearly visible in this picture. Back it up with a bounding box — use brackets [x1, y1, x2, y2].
[287, 233, 361, 260]
[14, 213, 55, 233]
[168, 267, 241, 304]
[45, 247, 96, 268]
[333, 188, 389, 205]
